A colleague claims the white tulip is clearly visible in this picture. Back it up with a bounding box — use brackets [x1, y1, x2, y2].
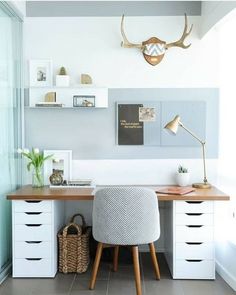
[34, 148, 40, 154]
[17, 148, 22, 154]
[23, 148, 30, 154]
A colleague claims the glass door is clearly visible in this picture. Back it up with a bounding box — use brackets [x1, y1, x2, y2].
[0, 2, 22, 281]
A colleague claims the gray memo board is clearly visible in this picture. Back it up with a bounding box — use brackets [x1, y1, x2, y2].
[116, 100, 206, 147]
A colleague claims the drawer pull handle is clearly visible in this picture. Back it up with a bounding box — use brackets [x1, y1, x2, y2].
[186, 201, 203, 204]
[25, 241, 42, 244]
[186, 242, 203, 245]
[186, 259, 202, 262]
[185, 213, 203, 216]
[25, 212, 42, 215]
[25, 201, 42, 203]
[25, 224, 42, 227]
[25, 258, 42, 261]
[186, 225, 203, 228]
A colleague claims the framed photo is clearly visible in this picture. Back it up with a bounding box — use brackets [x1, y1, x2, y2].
[139, 107, 156, 122]
[43, 150, 72, 185]
[73, 95, 95, 107]
[29, 59, 53, 87]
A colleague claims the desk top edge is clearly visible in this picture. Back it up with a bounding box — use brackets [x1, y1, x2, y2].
[7, 185, 230, 201]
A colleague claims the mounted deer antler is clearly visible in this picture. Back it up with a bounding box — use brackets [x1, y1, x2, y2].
[165, 14, 193, 49]
[121, 15, 144, 49]
[120, 14, 193, 66]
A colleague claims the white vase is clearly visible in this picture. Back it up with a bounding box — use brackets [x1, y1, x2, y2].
[56, 75, 70, 87]
[176, 172, 190, 187]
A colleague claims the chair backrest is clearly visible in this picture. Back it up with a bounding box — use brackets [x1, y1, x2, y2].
[92, 187, 160, 245]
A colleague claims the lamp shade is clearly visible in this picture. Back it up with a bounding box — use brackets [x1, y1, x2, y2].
[164, 115, 181, 135]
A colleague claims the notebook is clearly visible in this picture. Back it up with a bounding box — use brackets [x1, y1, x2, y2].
[156, 186, 195, 195]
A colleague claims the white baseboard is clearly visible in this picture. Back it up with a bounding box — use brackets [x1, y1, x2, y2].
[0, 264, 11, 285]
[216, 260, 236, 291]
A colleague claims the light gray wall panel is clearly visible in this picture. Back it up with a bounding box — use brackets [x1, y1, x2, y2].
[25, 88, 219, 159]
[26, 1, 201, 17]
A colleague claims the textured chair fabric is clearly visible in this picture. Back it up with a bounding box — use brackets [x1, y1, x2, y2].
[92, 187, 160, 245]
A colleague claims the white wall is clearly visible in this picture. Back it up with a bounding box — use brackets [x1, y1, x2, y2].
[24, 16, 219, 88]
[10, 1, 26, 17]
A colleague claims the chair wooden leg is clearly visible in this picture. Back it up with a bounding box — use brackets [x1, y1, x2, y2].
[132, 246, 142, 295]
[149, 243, 160, 280]
[89, 242, 103, 290]
[113, 246, 119, 272]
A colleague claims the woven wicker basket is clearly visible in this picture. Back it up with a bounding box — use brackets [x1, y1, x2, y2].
[58, 214, 91, 273]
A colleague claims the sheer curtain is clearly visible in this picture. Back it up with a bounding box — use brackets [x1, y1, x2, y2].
[0, 3, 22, 281]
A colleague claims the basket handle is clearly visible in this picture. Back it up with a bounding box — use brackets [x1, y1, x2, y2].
[62, 223, 82, 237]
[70, 214, 87, 228]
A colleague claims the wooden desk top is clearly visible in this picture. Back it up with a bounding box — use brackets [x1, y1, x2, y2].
[7, 185, 230, 201]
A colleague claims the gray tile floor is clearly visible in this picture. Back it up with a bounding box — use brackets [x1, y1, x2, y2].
[0, 253, 235, 295]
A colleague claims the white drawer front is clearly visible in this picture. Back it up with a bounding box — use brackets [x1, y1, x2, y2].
[13, 200, 52, 213]
[176, 225, 214, 242]
[14, 212, 52, 225]
[175, 201, 213, 213]
[15, 241, 51, 258]
[175, 213, 213, 226]
[175, 260, 215, 279]
[14, 258, 52, 277]
[14, 224, 52, 241]
[176, 242, 214, 259]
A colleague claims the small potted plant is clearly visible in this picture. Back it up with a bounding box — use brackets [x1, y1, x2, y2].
[176, 165, 190, 187]
[56, 66, 70, 87]
[17, 148, 53, 187]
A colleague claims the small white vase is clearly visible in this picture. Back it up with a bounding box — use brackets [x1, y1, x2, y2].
[176, 172, 190, 187]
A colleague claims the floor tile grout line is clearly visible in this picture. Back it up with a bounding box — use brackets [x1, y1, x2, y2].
[68, 273, 76, 295]
[105, 268, 111, 295]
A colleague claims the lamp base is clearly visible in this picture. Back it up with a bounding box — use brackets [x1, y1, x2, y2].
[192, 182, 211, 189]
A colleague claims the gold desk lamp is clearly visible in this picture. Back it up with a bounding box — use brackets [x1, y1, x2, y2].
[164, 115, 211, 189]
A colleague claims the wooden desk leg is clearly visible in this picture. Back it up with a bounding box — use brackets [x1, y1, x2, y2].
[89, 242, 103, 290]
[113, 246, 119, 272]
[149, 243, 161, 280]
[132, 246, 142, 295]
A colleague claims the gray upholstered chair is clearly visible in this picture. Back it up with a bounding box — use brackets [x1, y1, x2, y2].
[89, 187, 161, 295]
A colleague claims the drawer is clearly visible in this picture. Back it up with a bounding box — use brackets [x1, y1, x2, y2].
[175, 213, 213, 226]
[175, 201, 213, 213]
[175, 259, 215, 279]
[176, 225, 214, 242]
[15, 241, 51, 258]
[14, 224, 52, 241]
[176, 242, 214, 259]
[13, 258, 52, 277]
[14, 212, 52, 225]
[13, 200, 52, 213]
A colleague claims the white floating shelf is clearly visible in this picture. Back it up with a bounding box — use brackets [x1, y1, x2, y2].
[28, 86, 108, 108]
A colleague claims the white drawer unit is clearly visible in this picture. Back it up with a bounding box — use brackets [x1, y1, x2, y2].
[12, 200, 64, 278]
[175, 259, 215, 279]
[164, 200, 215, 279]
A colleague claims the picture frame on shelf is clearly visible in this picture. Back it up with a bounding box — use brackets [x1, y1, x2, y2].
[43, 150, 72, 185]
[29, 59, 53, 87]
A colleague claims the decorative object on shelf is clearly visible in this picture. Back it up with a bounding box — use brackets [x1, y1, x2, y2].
[44, 150, 72, 185]
[45, 91, 56, 102]
[120, 14, 193, 66]
[29, 59, 53, 87]
[49, 171, 63, 186]
[56, 66, 70, 87]
[17, 148, 53, 187]
[81, 74, 92, 84]
[73, 95, 95, 107]
[176, 165, 190, 187]
[164, 115, 211, 189]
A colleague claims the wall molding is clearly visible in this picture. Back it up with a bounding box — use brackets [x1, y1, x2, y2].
[216, 259, 236, 291]
[26, 1, 201, 17]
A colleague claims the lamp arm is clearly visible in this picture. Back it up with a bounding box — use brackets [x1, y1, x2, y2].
[180, 122, 208, 184]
